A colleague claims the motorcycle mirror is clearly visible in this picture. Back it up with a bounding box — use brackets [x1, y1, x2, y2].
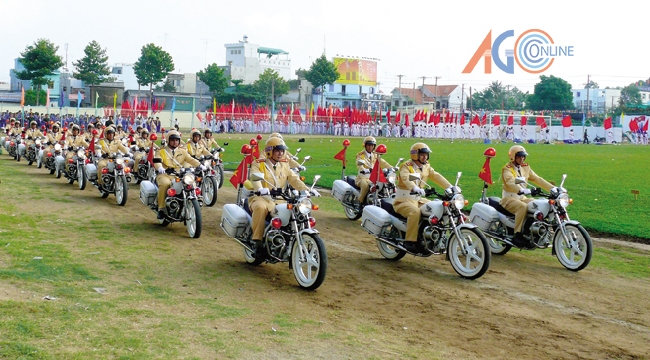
[250, 172, 265, 182]
[303, 156, 311, 162]
[295, 148, 302, 154]
[455, 172, 462, 186]
[396, 157, 404, 165]
[560, 174, 567, 188]
[408, 173, 422, 181]
[310, 175, 321, 191]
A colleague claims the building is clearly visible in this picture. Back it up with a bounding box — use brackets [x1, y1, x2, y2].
[572, 88, 621, 114]
[312, 56, 382, 111]
[221, 35, 291, 84]
[167, 73, 209, 95]
[110, 64, 140, 91]
[391, 84, 463, 111]
[9, 58, 66, 106]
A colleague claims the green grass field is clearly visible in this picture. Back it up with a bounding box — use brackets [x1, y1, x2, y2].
[217, 134, 650, 239]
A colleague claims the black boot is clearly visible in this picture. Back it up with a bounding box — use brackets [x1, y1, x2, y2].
[511, 232, 530, 248]
[157, 209, 166, 220]
[401, 241, 418, 253]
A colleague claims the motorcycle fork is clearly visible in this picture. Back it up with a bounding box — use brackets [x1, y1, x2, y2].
[288, 218, 304, 269]
[447, 211, 470, 255]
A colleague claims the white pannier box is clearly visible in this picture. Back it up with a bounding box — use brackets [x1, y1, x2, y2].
[361, 205, 392, 236]
[85, 163, 98, 181]
[221, 204, 251, 238]
[332, 179, 354, 202]
[139, 180, 158, 206]
[469, 203, 500, 231]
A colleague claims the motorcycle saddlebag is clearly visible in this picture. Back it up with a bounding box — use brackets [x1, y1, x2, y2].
[85, 163, 98, 181]
[55, 155, 65, 168]
[139, 180, 158, 206]
[332, 179, 354, 202]
[469, 202, 499, 231]
[221, 204, 251, 238]
[361, 205, 392, 236]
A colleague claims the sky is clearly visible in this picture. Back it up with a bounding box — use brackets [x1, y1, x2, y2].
[1, 0, 646, 95]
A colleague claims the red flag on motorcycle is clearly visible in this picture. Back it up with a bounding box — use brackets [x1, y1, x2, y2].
[478, 158, 493, 184]
[147, 142, 155, 166]
[229, 158, 248, 188]
[369, 158, 387, 184]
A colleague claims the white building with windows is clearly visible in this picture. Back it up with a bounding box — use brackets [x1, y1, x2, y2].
[221, 35, 291, 84]
[572, 88, 621, 114]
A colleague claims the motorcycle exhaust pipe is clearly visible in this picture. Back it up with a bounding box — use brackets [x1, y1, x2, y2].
[231, 237, 255, 254]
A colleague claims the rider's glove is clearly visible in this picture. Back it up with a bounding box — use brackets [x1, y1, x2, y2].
[393, 167, 399, 172]
[518, 188, 532, 195]
[298, 165, 306, 172]
[310, 189, 321, 197]
[27, 136, 32, 140]
[200, 164, 207, 171]
[68, 146, 74, 151]
[157, 167, 166, 174]
[258, 188, 270, 195]
[412, 186, 426, 196]
[139, 147, 145, 152]
[361, 169, 370, 175]
[101, 153, 108, 159]
[217, 147, 224, 152]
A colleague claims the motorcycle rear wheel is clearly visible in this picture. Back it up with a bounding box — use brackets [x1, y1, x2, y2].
[216, 166, 224, 189]
[376, 239, 407, 261]
[344, 206, 362, 220]
[291, 233, 327, 290]
[202, 176, 218, 207]
[487, 237, 512, 255]
[186, 198, 202, 238]
[116, 175, 128, 206]
[448, 228, 491, 280]
[554, 224, 592, 271]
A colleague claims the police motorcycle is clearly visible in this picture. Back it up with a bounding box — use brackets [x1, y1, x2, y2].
[191, 153, 220, 207]
[360, 172, 491, 279]
[131, 135, 158, 184]
[210, 147, 226, 189]
[63, 146, 89, 190]
[220, 171, 327, 290]
[139, 167, 203, 239]
[26, 136, 44, 166]
[332, 143, 402, 221]
[89, 152, 132, 206]
[6, 132, 20, 160]
[469, 173, 592, 271]
[44, 142, 66, 176]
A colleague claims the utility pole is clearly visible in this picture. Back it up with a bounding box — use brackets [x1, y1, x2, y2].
[420, 76, 427, 88]
[397, 74, 405, 111]
[461, 84, 465, 115]
[469, 87, 473, 113]
[433, 76, 441, 110]
[271, 79, 275, 132]
[586, 74, 590, 117]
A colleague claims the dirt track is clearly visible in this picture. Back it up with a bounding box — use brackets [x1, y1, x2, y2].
[3, 158, 650, 359]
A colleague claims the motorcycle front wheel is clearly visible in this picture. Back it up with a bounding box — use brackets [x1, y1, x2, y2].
[216, 166, 224, 189]
[448, 228, 491, 280]
[186, 198, 202, 238]
[554, 224, 592, 271]
[56, 168, 62, 178]
[78, 165, 86, 190]
[115, 175, 128, 206]
[37, 157, 42, 168]
[291, 233, 327, 290]
[202, 176, 218, 207]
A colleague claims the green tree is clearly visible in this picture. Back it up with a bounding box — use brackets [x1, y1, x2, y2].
[584, 80, 599, 89]
[14, 39, 63, 106]
[526, 75, 574, 111]
[618, 84, 642, 109]
[73, 40, 111, 107]
[23, 89, 47, 106]
[133, 43, 174, 91]
[469, 81, 526, 110]
[197, 63, 229, 96]
[304, 55, 339, 97]
[253, 69, 289, 106]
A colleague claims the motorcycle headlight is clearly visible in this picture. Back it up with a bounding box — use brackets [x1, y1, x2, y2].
[558, 193, 570, 207]
[54, 144, 62, 151]
[388, 173, 396, 184]
[298, 198, 313, 215]
[183, 173, 195, 185]
[35, 139, 41, 145]
[77, 149, 85, 158]
[116, 158, 125, 165]
[452, 194, 465, 210]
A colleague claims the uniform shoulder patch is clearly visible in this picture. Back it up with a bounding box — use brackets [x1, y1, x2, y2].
[256, 158, 265, 163]
[522, 163, 529, 167]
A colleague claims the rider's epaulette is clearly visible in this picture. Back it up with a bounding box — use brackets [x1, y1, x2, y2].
[279, 158, 288, 162]
[521, 163, 529, 167]
[256, 158, 265, 163]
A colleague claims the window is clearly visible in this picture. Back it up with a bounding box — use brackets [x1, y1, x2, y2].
[576, 92, 580, 97]
[341, 85, 346, 95]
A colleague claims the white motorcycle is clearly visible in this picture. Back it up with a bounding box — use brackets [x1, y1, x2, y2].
[469, 174, 592, 271]
[220, 173, 327, 290]
[360, 172, 491, 279]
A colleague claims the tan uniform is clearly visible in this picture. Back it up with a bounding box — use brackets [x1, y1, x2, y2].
[42, 132, 64, 161]
[96, 138, 130, 184]
[249, 158, 309, 240]
[201, 137, 222, 151]
[65, 135, 90, 162]
[393, 160, 452, 242]
[500, 162, 553, 233]
[153, 146, 200, 210]
[9, 126, 23, 136]
[355, 150, 392, 203]
[25, 128, 44, 146]
[134, 137, 158, 171]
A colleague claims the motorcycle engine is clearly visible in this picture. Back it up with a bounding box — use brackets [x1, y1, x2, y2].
[166, 198, 182, 218]
[265, 230, 285, 256]
[528, 221, 552, 248]
[423, 226, 445, 253]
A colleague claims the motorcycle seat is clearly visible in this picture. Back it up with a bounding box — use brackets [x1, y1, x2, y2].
[379, 198, 406, 221]
[488, 196, 515, 217]
[345, 176, 360, 190]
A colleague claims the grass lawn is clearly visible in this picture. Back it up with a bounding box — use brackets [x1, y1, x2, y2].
[216, 134, 650, 239]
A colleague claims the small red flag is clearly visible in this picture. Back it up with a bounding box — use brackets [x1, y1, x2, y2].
[520, 116, 527, 126]
[492, 115, 501, 126]
[88, 137, 95, 154]
[229, 158, 248, 188]
[536, 116, 547, 129]
[333, 147, 346, 162]
[478, 157, 493, 185]
[561, 115, 572, 128]
[369, 158, 387, 184]
[604, 117, 612, 130]
[507, 115, 514, 126]
[147, 141, 155, 166]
